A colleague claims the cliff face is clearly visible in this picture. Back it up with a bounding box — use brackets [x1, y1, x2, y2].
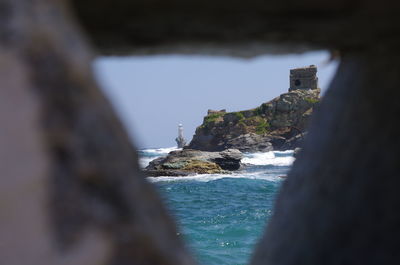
[187, 89, 320, 152]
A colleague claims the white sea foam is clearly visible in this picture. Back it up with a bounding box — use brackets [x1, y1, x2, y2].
[272, 150, 295, 155]
[138, 146, 181, 168]
[242, 151, 295, 166]
[139, 157, 156, 168]
[147, 171, 285, 183]
[141, 147, 294, 179]
[142, 146, 180, 155]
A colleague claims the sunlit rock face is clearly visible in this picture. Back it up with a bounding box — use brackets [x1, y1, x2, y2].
[187, 89, 320, 152]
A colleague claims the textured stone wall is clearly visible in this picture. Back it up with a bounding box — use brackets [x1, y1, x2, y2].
[289, 65, 318, 91]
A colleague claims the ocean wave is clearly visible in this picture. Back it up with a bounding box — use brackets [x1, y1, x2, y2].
[140, 146, 180, 155]
[242, 151, 295, 166]
[138, 146, 181, 168]
[139, 147, 294, 170]
[273, 150, 295, 155]
[139, 157, 156, 168]
[147, 171, 285, 183]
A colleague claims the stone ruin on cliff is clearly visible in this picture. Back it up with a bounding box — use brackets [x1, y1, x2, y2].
[289, 65, 319, 91]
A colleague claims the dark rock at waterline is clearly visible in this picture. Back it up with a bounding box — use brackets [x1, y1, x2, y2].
[225, 133, 274, 153]
[144, 149, 243, 177]
[213, 148, 243, 170]
[279, 133, 306, 151]
[144, 169, 192, 177]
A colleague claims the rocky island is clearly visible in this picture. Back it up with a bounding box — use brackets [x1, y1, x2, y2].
[187, 65, 320, 152]
[145, 149, 243, 176]
[144, 65, 320, 176]
[187, 88, 319, 152]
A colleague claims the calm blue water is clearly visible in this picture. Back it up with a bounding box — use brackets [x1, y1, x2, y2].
[140, 148, 293, 265]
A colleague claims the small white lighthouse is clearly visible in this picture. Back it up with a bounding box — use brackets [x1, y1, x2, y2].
[175, 124, 187, 148]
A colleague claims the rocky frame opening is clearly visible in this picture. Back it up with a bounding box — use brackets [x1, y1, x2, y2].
[2, 1, 400, 265]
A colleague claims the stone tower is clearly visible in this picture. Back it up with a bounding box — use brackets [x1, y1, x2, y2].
[289, 65, 318, 91]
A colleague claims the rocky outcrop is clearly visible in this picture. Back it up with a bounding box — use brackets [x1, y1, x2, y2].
[187, 89, 320, 152]
[144, 149, 243, 176]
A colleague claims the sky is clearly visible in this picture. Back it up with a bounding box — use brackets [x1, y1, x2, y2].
[94, 51, 339, 149]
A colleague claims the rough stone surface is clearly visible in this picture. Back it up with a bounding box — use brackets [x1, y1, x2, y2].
[145, 149, 243, 176]
[0, 1, 195, 265]
[70, 1, 400, 56]
[289, 65, 318, 91]
[187, 89, 320, 152]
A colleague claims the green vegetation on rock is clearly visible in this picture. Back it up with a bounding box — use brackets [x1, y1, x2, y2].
[234, 112, 245, 121]
[189, 88, 320, 152]
[162, 161, 188, 169]
[305, 97, 320, 104]
[203, 112, 224, 126]
[183, 160, 222, 174]
[245, 116, 262, 124]
[253, 106, 263, 116]
[255, 120, 270, 135]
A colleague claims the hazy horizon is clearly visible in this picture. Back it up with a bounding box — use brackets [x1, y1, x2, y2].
[95, 52, 338, 149]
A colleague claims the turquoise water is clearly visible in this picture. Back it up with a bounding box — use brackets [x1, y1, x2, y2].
[141, 148, 293, 265]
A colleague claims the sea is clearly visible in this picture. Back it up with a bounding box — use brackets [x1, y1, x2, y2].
[139, 147, 295, 265]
